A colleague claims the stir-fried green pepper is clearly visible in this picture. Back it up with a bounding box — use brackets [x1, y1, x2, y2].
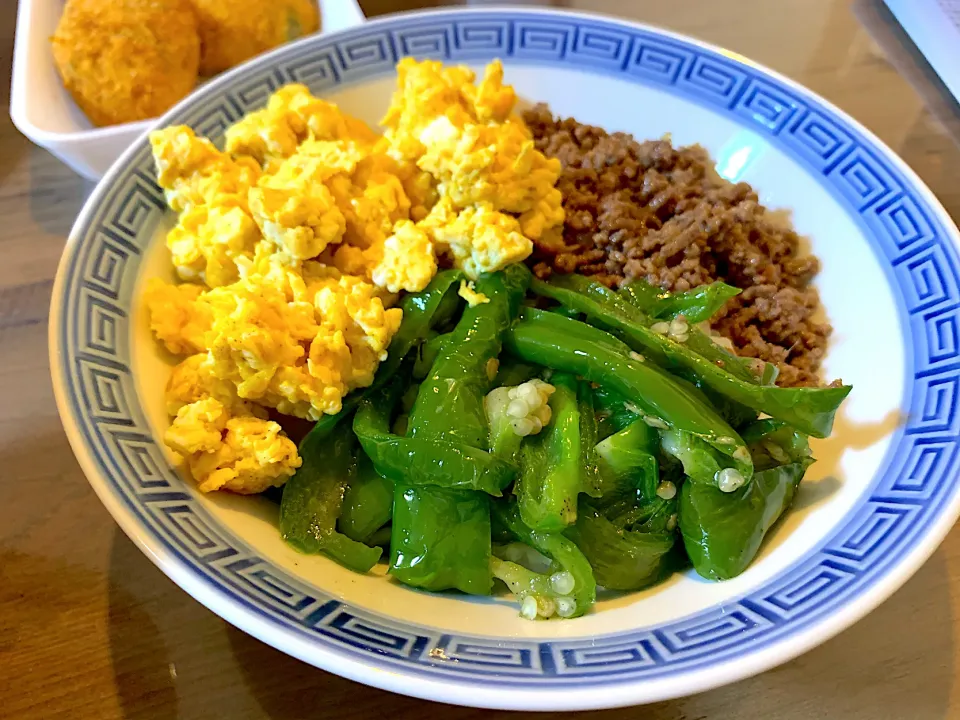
[339, 451, 395, 544]
[679, 425, 813, 579]
[595, 418, 659, 500]
[660, 428, 752, 489]
[605, 491, 679, 535]
[515, 373, 592, 531]
[740, 418, 814, 471]
[504, 308, 750, 470]
[490, 555, 574, 619]
[367, 525, 393, 548]
[279, 423, 382, 572]
[620, 279, 741, 324]
[390, 265, 531, 594]
[412, 332, 449, 380]
[565, 502, 676, 591]
[593, 385, 641, 440]
[392, 484, 493, 593]
[550, 275, 769, 386]
[493, 500, 596, 618]
[570, 275, 775, 386]
[409, 265, 530, 446]
[679, 458, 811, 580]
[532, 275, 850, 438]
[301, 270, 465, 442]
[354, 387, 516, 496]
[577, 380, 604, 498]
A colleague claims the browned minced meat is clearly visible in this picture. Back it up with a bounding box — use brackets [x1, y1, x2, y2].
[523, 104, 831, 387]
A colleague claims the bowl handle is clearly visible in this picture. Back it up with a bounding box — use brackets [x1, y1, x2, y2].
[319, 0, 367, 33]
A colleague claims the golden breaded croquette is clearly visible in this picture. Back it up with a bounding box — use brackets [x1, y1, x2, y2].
[190, 0, 320, 76]
[51, 0, 201, 127]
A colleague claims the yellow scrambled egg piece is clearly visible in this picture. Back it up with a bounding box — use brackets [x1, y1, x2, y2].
[424, 199, 533, 278]
[418, 116, 563, 239]
[458, 280, 490, 307]
[248, 151, 347, 259]
[372, 220, 437, 293]
[146, 60, 564, 493]
[166, 204, 261, 286]
[165, 353, 267, 419]
[151, 126, 261, 213]
[381, 58, 515, 162]
[166, 397, 301, 494]
[149, 266, 402, 423]
[225, 83, 379, 167]
[379, 57, 563, 275]
[144, 279, 212, 356]
[163, 356, 298, 494]
[151, 126, 263, 285]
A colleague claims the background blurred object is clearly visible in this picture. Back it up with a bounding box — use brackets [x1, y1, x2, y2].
[855, 0, 960, 149]
[881, 0, 960, 105]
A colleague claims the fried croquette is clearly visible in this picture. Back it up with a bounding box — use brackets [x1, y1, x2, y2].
[51, 0, 201, 127]
[191, 0, 320, 76]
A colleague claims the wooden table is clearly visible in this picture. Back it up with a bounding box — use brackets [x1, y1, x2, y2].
[3, 0, 960, 717]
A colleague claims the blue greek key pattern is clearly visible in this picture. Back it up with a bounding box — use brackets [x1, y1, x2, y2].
[55, 11, 960, 688]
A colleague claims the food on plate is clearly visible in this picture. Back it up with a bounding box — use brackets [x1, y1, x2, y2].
[523, 105, 828, 387]
[50, 0, 201, 127]
[190, 0, 319, 75]
[144, 58, 852, 619]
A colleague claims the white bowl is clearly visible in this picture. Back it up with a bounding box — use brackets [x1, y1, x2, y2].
[50, 6, 960, 711]
[8, 0, 366, 180]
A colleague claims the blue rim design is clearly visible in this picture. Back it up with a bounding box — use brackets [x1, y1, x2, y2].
[56, 10, 960, 689]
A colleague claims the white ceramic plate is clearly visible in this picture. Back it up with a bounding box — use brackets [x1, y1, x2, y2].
[50, 7, 960, 711]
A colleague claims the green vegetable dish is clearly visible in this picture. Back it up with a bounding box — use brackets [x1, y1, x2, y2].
[278, 264, 851, 620]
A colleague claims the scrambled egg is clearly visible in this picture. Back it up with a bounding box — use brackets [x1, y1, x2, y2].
[458, 280, 490, 307]
[145, 58, 563, 494]
[381, 58, 564, 276]
[166, 397, 301, 494]
[372, 220, 436, 293]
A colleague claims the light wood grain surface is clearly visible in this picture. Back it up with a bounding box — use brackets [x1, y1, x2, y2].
[3, 1, 960, 717]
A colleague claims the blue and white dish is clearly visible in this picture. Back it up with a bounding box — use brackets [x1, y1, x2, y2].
[50, 8, 960, 710]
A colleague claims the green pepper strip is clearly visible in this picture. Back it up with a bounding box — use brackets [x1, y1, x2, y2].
[490, 555, 566, 617]
[353, 375, 516, 496]
[302, 269, 465, 442]
[391, 484, 493, 593]
[532, 275, 851, 438]
[279, 423, 382, 572]
[493, 500, 597, 617]
[565, 502, 676, 591]
[606, 493, 678, 535]
[338, 450, 395, 544]
[354, 401, 516, 495]
[595, 418, 660, 500]
[505, 308, 750, 471]
[516, 372, 585, 531]
[390, 265, 531, 595]
[409, 265, 530, 446]
[740, 418, 814, 472]
[594, 385, 641, 440]
[494, 357, 541, 388]
[577, 379, 604, 498]
[619, 280, 774, 385]
[620, 279, 741, 324]
[680, 459, 811, 580]
[659, 428, 750, 486]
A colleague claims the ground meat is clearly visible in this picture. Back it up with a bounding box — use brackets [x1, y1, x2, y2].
[523, 104, 831, 387]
